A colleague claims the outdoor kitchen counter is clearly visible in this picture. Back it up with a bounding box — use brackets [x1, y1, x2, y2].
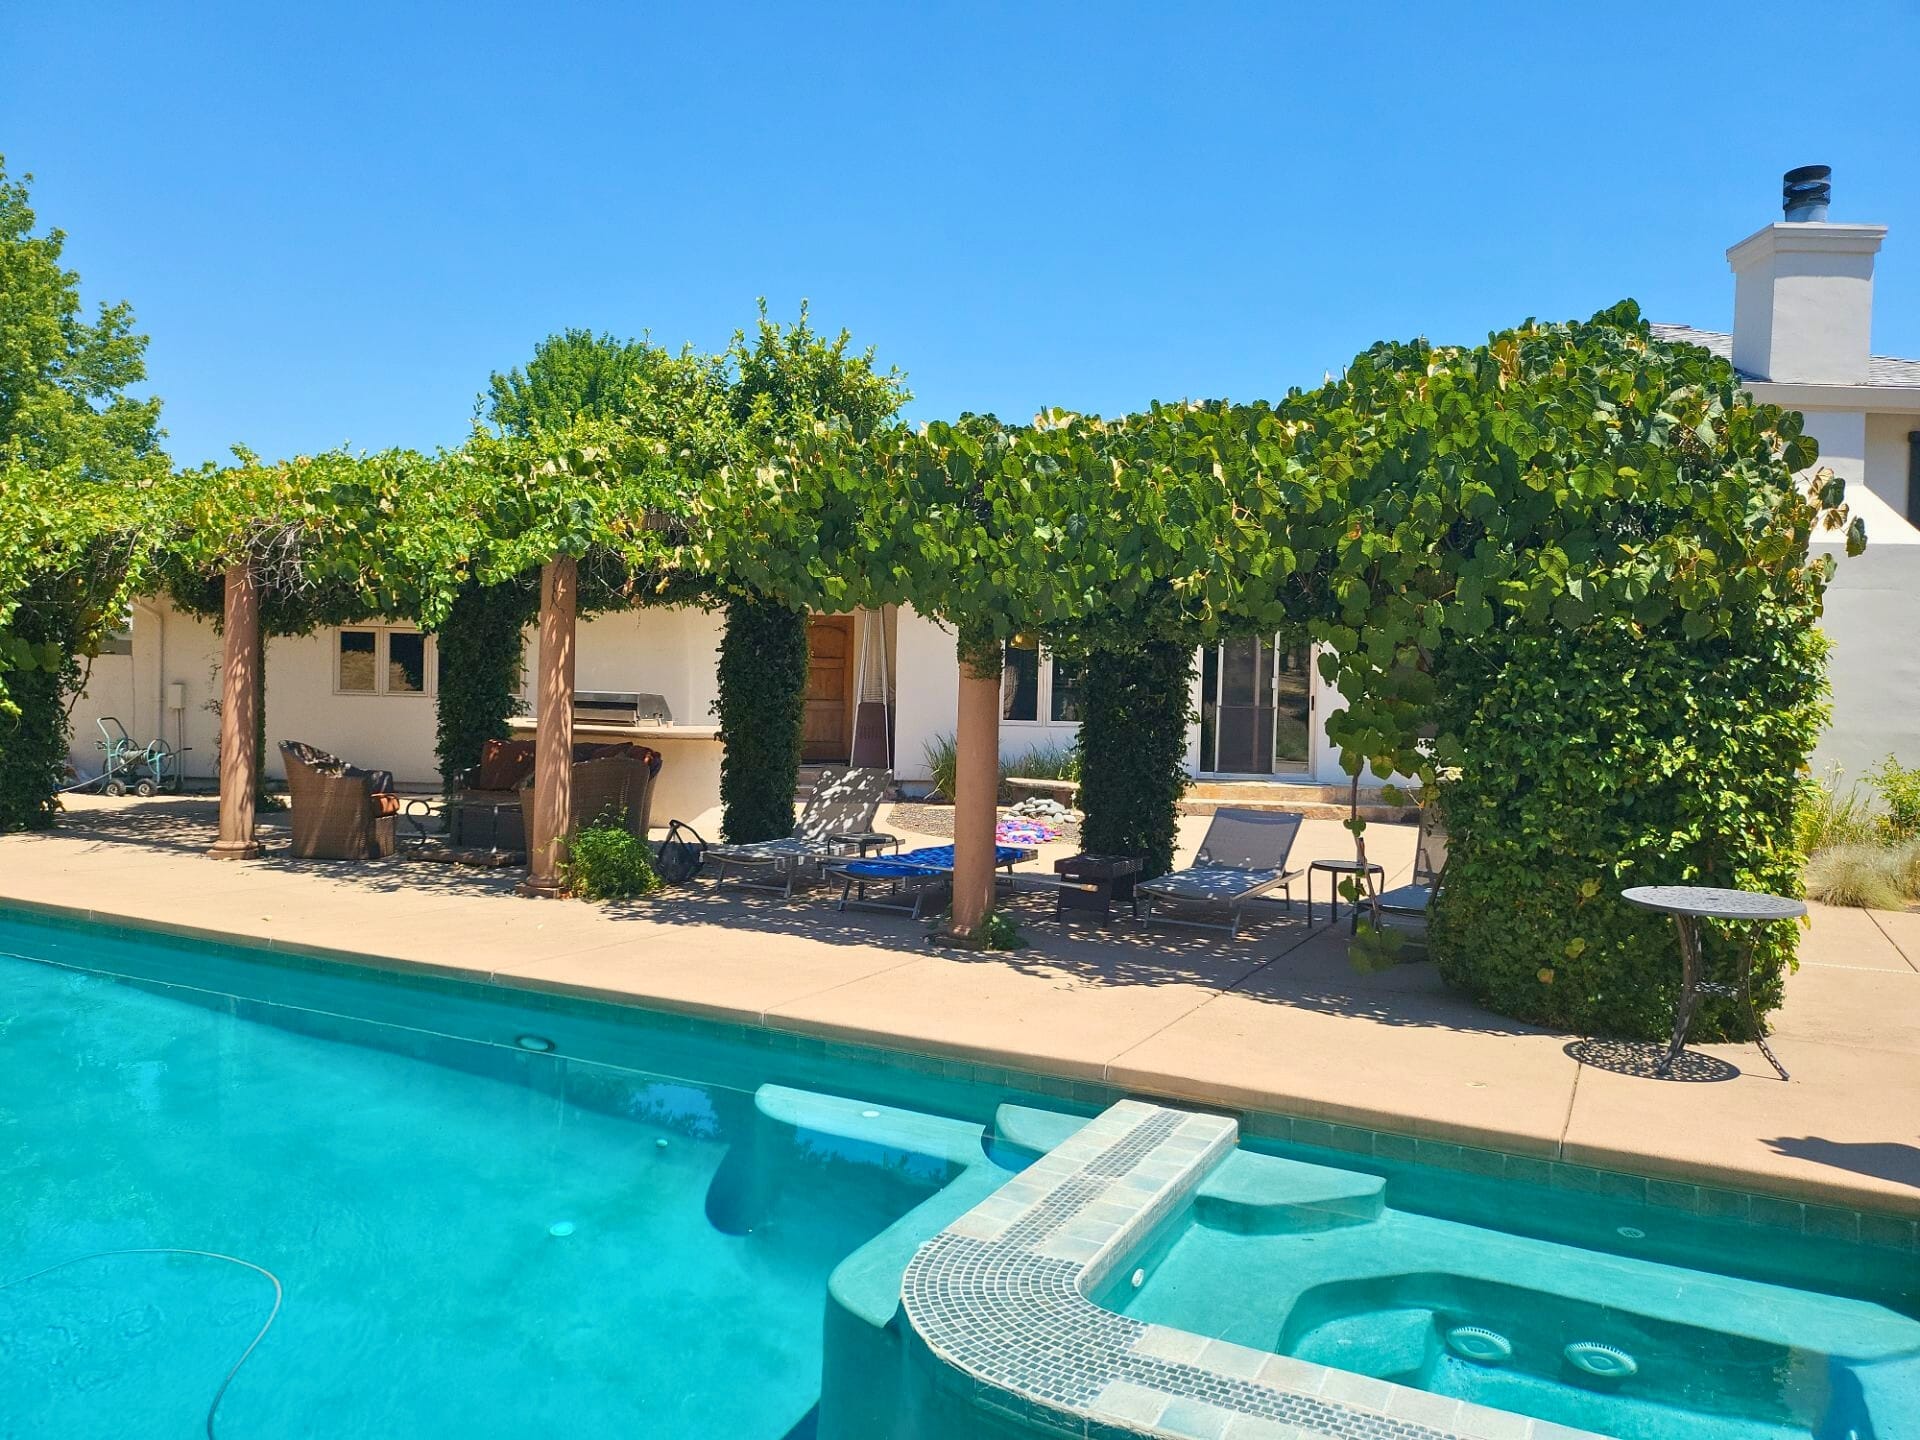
[507, 718, 723, 831]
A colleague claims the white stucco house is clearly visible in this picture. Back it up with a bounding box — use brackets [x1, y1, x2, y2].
[1647, 170, 1920, 781]
[68, 170, 1920, 809]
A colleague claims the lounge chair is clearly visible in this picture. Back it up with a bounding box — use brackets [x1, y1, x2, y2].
[280, 741, 400, 860]
[1136, 808, 1303, 938]
[707, 766, 895, 897]
[1361, 808, 1448, 941]
[829, 843, 1037, 918]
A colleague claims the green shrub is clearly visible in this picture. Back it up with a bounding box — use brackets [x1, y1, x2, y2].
[1795, 767, 1876, 853]
[922, 732, 959, 802]
[1803, 843, 1907, 910]
[562, 816, 662, 901]
[1866, 756, 1920, 840]
[1888, 837, 1920, 898]
[1793, 759, 1920, 910]
[1429, 609, 1825, 1041]
[927, 905, 1024, 950]
[1347, 921, 1410, 975]
[715, 593, 809, 842]
[0, 582, 78, 831]
[921, 732, 1010, 803]
[433, 576, 537, 796]
[1004, 740, 1079, 783]
[1075, 640, 1194, 880]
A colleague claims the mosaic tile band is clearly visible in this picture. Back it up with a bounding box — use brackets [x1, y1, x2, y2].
[901, 1098, 1607, 1440]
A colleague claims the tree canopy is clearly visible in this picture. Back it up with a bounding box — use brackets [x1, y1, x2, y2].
[0, 156, 169, 717]
[485, 329, 719, 439]
[691, 301, 1857, 786]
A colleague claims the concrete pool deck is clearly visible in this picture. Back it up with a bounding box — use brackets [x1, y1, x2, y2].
[4, 794, 1917, 1223]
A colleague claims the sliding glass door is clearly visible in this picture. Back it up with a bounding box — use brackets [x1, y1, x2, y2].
[1199, 637, 1312, 775]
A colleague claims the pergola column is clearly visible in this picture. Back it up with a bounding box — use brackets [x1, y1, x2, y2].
[207, 561, 264, 860]
[949, 645, 1001, 936]
[521, 555, 578, 896]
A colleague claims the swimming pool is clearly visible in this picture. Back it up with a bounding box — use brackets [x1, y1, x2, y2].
[3, 906, 1916, 1440]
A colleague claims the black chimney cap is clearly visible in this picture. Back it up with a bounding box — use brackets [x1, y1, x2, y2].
[1783, 165, 1832, 220]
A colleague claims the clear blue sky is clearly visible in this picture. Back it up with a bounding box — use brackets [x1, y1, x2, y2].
[5, 1, 1916, 468]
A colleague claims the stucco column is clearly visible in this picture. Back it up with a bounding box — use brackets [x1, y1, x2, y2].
[207, 561, 263, 860]
[520, 555, 578, 896]
[949, 645, 1001, 936]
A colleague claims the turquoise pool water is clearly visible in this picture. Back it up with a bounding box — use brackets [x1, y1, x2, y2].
[1113, 1163, 1920, 1439]
[0, 918, 1008, 1439]
[4, 907, 1917, 1440]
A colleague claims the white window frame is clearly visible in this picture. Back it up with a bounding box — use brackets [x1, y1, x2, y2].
[334, 625, 436, 698]
[1000, 645, 1079, 729]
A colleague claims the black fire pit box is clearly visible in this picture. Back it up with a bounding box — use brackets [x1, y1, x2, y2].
[1052, 852, 1144, 918]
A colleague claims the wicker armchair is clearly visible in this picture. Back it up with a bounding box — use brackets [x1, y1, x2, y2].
[447, 740, 659, 854]
[565, 751, 659, 840]
[446, 738, 536, 850]
[280, 741, 399, 860]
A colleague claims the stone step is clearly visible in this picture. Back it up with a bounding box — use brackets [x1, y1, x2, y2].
[1185, 779, 1402, 805]
[1180, 778, 1414, 825]
[1178, 796, 1411, 824]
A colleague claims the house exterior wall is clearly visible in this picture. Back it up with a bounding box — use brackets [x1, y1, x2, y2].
[889, 611, 1359, 790]
[1718, 198, 1920, 772]
[1814, 526, 1920, 781]
[64, 653, 135, 781]
[1765, 405, 1920, 781]
[892, 606, 959, 786]
[1799, 409, 1869, 494]
[1747, 393, 1920, 778]
[69, 598, 446, 788]
[267, 624, 442, 784]
[1864, 411, 1915, 517]
[555, 606, 724, 727]
[110, 599, 221, 781]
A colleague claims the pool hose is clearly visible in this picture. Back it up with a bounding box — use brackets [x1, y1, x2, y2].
[0, 1246, 284, 1439]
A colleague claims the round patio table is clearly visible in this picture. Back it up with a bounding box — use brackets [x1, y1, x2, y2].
[1620, 885, 1804, 1081]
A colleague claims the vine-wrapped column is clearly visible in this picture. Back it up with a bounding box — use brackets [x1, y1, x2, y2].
[207, 561, 263, 860]
[521, 556, 578, 896]
[1076, 639, 1193, 880]
[949, 634, 1001, 936]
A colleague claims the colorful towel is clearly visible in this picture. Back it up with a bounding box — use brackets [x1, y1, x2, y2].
[996, 818, 1060, 846]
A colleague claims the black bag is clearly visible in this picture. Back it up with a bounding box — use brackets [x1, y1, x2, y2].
[655, 819, 708, 883]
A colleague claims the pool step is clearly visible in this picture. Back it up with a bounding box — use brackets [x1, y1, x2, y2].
[991, 1103, 1386, 1232]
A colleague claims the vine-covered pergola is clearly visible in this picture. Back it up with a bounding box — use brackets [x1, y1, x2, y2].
[1, 300, 1862, 1038]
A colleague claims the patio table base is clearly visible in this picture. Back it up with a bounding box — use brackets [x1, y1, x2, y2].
[1622, 885, 1803, 1083]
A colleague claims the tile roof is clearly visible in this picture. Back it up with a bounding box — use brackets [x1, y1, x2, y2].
[1650, 322, 1920, 389]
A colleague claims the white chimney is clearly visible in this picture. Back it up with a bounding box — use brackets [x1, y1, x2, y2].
[1728, 166, 1886, 384]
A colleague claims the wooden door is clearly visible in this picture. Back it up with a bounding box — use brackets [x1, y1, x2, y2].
[802, 616, 854, 762]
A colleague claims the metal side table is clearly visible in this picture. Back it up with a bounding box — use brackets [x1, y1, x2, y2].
[1307, 857, 1384, 925]
[1620, 885, 1805, 1080]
